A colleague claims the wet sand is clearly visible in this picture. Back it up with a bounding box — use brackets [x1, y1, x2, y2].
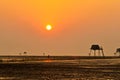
[0, 56, 120, 80]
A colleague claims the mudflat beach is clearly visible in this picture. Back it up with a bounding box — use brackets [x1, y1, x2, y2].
[0, 56, 120, 80]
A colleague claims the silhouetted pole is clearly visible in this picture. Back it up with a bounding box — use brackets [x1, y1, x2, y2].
[43, 53, 45, 56]
[89, 53, 91, 56]
[89, 50, 92, 56]
[114, 53, 116, 56]
[94, 50, 96, 56]
[101, 49, 104, 57]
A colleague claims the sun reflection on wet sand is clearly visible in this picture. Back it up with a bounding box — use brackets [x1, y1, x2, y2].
[43, 59, 52, 62]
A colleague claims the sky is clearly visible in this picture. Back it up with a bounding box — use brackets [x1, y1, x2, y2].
[0, 0, 120, 56]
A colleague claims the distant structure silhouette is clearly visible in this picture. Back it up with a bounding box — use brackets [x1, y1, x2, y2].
[89, 44, 104, 56]
[24, 52, 27, 55]
[114, 48, 120, 56]
[23, 52, 28, 56]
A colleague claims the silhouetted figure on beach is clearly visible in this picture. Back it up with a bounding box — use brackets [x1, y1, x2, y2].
[48, 55, 50, 58]
[89, 44, 104, 56]
[114, 48, 120, 56]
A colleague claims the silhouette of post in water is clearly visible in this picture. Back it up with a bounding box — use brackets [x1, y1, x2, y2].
[89, 44, 104, 57]
[114, 48, 120, 56]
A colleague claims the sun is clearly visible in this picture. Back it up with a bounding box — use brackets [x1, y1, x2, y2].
[46, 25, 52, 31]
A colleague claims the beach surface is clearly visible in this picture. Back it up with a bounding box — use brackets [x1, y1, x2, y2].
[0, 56, 120, 80]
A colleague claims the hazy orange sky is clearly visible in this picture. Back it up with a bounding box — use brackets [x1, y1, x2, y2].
[0, 0, 120, 56]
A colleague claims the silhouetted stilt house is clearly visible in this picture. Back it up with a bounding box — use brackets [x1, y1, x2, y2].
[89, 44, 104, 56]
[114, 48, 120, 56]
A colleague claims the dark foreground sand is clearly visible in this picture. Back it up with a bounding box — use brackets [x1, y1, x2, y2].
[0, 57, 120, 80]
